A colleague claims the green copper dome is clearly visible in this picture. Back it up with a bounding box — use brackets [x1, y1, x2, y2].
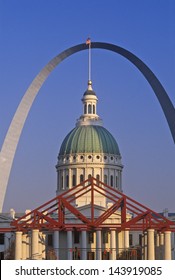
[59, 125, 120, 156]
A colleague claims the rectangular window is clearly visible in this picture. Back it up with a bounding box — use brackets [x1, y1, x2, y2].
[110, 175, 113, 187]
[88, 232, 94, 244]
[0, 233, 4, 245]
[96, 174, 100, 186]
[129, 234, 133, 246]
[103, 231, 108, 244]
[47, 234, 53, 247]
[139, 234, 142, 246]
[102, 251, 110, 260]
[116, 176, 118, 188]
[74, 231, 80, 244]
[66, 175, 69, 188]
[61, 176, 63, 189]
[104, 175, 107, 184]
[80, 174, 84, 183]
[72, 174, 76, 186]
[87, 252, 95, 260]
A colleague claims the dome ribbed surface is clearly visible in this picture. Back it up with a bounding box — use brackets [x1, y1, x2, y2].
[59, 125, 120, 156]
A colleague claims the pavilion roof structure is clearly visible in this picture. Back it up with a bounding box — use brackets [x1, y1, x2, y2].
[7, 177, 175, 233]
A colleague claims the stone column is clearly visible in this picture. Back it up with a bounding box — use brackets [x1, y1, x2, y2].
[26, 232, 31, 259]
[159, 233, 164, 260]
[164, 231, 171, 260]
[147, 229, 155, 260]
[4, 233, 11, 259]
[67, 231, 73, 260]
[22, 234, 27, 260]
[119, 170, 122, 190]
[81, 231, 87, 260]
[155, 233, 160, 260]
[62, 170, 65, 190]
[96, 230, 102, 260]
[38, 232, 43, 260]
[15, 231, 22, 260]
[110, 230, 116, 260]
[141, 233, 144, 260]
[117, 231, 123, 256]
[172, 232, 175, 260]
[69, 169, 72, 188]
[124, 230, 129, 249]
[31, 229, 39, 260]
[53, 231, 59, 259]
[144, 231, 148, 260]
[42, 233, 46, 260]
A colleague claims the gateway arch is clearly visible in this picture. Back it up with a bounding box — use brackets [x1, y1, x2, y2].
[0, 42, 175, 212]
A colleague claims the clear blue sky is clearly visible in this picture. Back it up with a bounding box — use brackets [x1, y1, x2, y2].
[0, 0, 175, 213]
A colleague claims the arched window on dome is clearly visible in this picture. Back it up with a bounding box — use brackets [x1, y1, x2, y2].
[80, 174, 84, 183]
[116, 176, 118, 188]
[66, 175, 69, 188]
[57, 172, 60, 189]
[84, 104, 87, 114]
[61, 175, 64, 189]
[88, 104, 92, 114]
[72, 174, 76, 186]
[104, 175, 107, 185]
[93, 104, 95, 114]
[110, 175, 113, 187]
[88, 174, 92, 183]
[96, 174, 100, 185]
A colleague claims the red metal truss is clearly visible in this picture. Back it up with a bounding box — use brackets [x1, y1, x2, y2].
[7, 177, 175, 233]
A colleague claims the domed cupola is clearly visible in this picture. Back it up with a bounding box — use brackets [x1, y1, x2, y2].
[76, 80, 103, 127]
[56, 80, 123, 199]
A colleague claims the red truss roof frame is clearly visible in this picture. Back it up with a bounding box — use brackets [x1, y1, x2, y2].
[8, 177, 175, 233]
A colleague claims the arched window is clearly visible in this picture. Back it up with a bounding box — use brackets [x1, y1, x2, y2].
[88, 174, 92, 183]
[88, 104, 92, 114]
[57, 172, 60, 189]
[110, 175, 113, 187]
[96, 174, 100, 185]
[72, 174, 76, 186]
[116, 176, 118, 188]
[61, 176, 64, 189]
[66, 175, 69, 188]
[84, 104, 87, 114]
[80, 174, 84, 183]
[104, 175, 107, 185]
[93, 104, 95, 114]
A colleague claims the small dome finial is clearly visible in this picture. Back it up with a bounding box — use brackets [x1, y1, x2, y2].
[88, 80, 93, 90]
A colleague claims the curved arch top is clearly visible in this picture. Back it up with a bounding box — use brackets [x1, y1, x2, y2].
[0, 42, 175, 212]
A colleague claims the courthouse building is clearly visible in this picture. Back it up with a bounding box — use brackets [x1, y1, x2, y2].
[0, 80, 175, 260]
